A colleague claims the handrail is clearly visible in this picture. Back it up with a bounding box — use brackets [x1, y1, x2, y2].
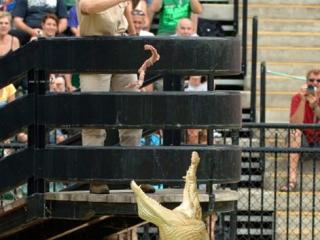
[0, 37, 242, 89]
[260, 62, 266, 123]
[250, 16, 258, 122]
[233, 0, 239, 35]
[241, 0, 248, 76]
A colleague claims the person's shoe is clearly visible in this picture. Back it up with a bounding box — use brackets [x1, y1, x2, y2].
[280, 182, 296, 192]
[89, 183, 110, 194]
[140, 184, 156, 193]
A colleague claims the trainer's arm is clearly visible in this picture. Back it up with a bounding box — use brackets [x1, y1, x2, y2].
[79, 0, 127, 14]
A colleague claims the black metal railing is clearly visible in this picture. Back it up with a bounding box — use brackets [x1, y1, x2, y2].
[215, 123, 320, 240]
[250, 16, 259, 123]
[242, 0, 248, 77]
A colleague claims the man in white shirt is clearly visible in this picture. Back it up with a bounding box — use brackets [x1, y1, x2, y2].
[131, 9, 154, 36]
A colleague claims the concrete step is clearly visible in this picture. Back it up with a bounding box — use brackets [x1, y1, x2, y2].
[276, 211, 320, 240]
[264, 108, 290, 123]
[264, 171, 320, 191]
[247, 0, 319, 4]
[265, 156, 320, 175]
[243, 18, 320, 33]
[247, 46, 320, 62]
[247, 32, 320, 47]
[263, 92, 292, 108]
[242, 90, 292, 108]
[244, 75, 295, 92]
[249, 62, 313, 81]
[245, 4, 320, 20]
[237, 188, 320, 211]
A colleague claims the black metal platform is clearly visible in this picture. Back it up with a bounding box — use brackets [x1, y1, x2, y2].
[0, 189, 238, 239]
[0, 36, 242, 239]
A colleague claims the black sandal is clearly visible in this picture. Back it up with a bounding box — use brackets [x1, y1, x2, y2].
[280, 182, 297, 192]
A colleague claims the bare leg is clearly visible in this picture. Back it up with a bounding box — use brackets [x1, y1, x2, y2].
[187, 129, 200, 144]
[206, 213, 217, 240]
[289, 129, 302, 184]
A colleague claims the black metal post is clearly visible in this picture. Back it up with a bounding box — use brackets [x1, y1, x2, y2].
[259, 62, 266, 237]
[27, 70, 47, 195]
[233, 0, 239, 35]
[250, 16, 258, 123]
[260, 62, 266, 123]
[207, 73, 214, 146]
[163, 74, 184, 146]
[242, 0, 248, 76]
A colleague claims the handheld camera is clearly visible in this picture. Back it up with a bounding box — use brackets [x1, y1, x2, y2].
[307, 85, 317, 95]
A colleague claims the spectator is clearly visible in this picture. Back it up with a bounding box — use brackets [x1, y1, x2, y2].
[11, 0, 68, 44]
[133, 0, 149, 30]
[148, 0, 202, 35]
[0, 0, 15, 12]
[173, 18, 198, 37]
[67, 5, 79, 36]
[32, 14, 75, 92]
[0, 83, 15, 156]
[77, 0, 145, 194]
[281, 69, 320, 191]
[0, 11, 27, 147]
[185, 76, 207, 144]
[49, 74, 67, 144]
[0, 11, 19, 58]
[132, 9, 153, 36]
[0, 83, 15, 108]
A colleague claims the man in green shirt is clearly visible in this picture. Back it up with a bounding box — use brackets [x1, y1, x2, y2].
[64, 0, 75, 8]
[148, 0, 202, 35]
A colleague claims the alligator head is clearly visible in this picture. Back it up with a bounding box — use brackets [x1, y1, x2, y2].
[131, 151, 209, 240]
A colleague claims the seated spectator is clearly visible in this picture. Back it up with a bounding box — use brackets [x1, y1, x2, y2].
[11, 0, 67, 45]
[49, 74, 67, 144]
[32, 14, 75, 92]
[67, 5, 79, 36]
[0, 83, 15, 108]
[133, 0, 150, 30]
[0, 0, 15, 12]
[0, 83, 27, 155]
[281, 69, 320, 191]
[132, 9, 154, 36]
[175, 18, 198, 37]
[185, 76, 207, 144]
[148, 0, 202, 35]
[173, 18, 198, 37]
[0, 11, 19, 58]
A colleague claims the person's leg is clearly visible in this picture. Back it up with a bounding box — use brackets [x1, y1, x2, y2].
[187, 129, 200, 144]
[199, 129, 208, 145]
[80, 74, 111, 193]
[281, 129, 301, 191]
[111, 74, 142, 146]
[80, 74, 111, 146]
[289, 129, 302, 184]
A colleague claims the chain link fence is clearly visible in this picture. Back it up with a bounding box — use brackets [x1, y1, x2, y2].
[217, 123, 320, 240]
[1, 124, 320, 240]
